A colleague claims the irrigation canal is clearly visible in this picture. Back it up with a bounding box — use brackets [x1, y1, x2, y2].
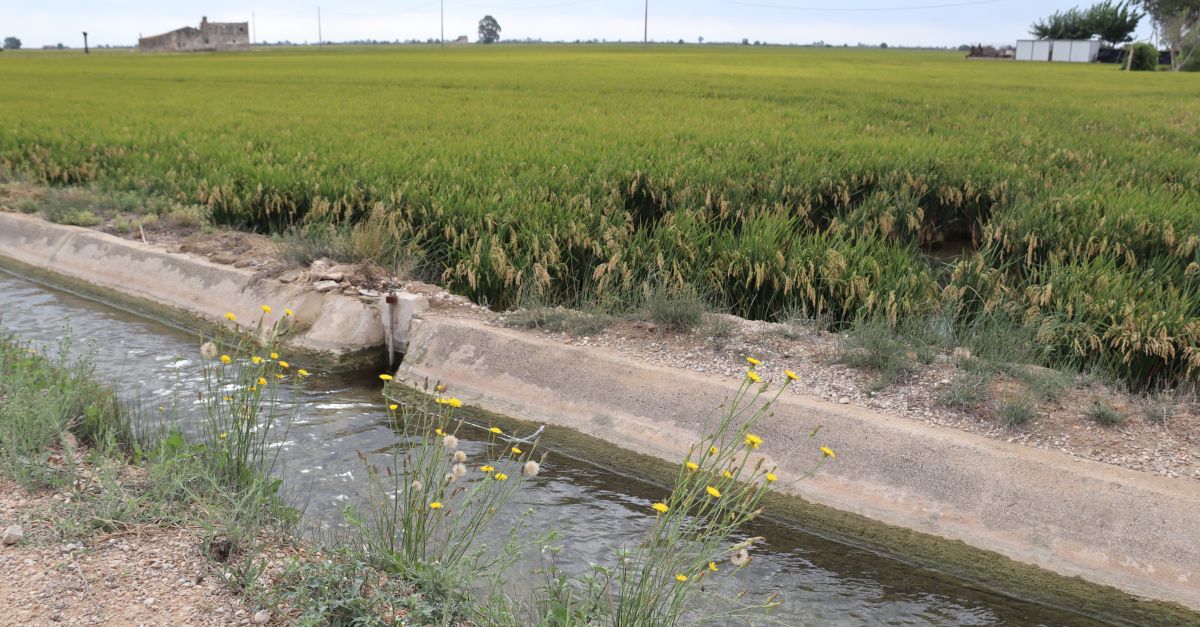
[0, 268, 1109, 626]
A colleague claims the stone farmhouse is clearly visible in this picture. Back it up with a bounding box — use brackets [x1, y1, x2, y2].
[138, 17, 250, 53]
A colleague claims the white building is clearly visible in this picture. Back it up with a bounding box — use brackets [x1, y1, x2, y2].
[1015, 39, 1101, 63]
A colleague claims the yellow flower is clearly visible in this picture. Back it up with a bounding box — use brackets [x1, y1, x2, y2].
[489, 427, 503, 435]
[447, 398, 462, 408]
[278, 361, 289, 369]
[746, 356, 761, 366]
[251, 356, 263, 365]
[820, 446, 836, 459]
[379, 374, 393, 381]
[652, 502, 669, 514]
[435, 427, 445, 436]
[675, 574, 688, 583]
[257, 377, 267, 386]
[685, 461, 699, 472]
[218, 432, 228, 440]
[270, 352, 279, 360]
[275, 373, 284, 379]
[285, 308, 294, 316]
[222, 396, 232, 402]
[429, 501, 442, 509]
[480, 465, 495, 473]
[511, 446, 523, 455]
[785, 370, 799, 381]
[219, 354, 231, 364]
[766, 472, 778, 483]
[297, 369, 310, 377]
[706, 486, 721, 498]
[708, 446, 718, 456]
[746, 370, 761, 383]
[722, 470, 733, 479]
[224, 312, 237, 322]
[708, 561, 718, 572]
[744, 433, 762, 449]
[260, 305, 272, 314]
[388, 404, 398, 411]
[249, 386, 257, 392]
[494, 472, 509, 481]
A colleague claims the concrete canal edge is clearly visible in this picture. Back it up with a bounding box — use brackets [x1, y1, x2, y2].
[0, 213, 383, 370]
[2, 212, 1198, 620]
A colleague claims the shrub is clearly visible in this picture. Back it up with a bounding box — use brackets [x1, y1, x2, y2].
[1127, 43, 1158, 71]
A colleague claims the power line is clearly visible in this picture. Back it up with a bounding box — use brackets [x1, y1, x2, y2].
[707, 0, 1008, 11]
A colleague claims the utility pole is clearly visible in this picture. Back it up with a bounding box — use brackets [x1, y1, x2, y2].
[82, 31, 89, 54]
[643, 0, 648, 48]
[440, 0, 445, 49]
[317, 6, 322, 45]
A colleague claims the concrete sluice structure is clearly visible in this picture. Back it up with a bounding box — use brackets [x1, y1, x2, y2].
[138, 17, 250, 53]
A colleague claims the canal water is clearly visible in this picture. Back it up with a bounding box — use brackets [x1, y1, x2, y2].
[0, 268, 1105, 626]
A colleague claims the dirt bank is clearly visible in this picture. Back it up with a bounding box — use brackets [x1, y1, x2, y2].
[0, 479, 266, 626]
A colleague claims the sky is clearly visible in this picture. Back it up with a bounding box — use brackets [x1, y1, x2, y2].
[7, 0, 1155, 49]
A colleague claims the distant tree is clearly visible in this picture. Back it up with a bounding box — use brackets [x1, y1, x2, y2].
[56, 43, 64, 49]
[698, 36, 704, 44]
[478, 15, 501, 44]
[1031, 1, 1143, 44]
[1088, 1, 1144, 44]
[3, 37, 21, 50]
[880, 42, 889, 48]
[1135, 0, 1200, 70]
[1031, 7, 1093, 39]
[742, 38, 749, 45]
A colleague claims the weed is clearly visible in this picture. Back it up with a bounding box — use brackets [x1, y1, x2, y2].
[702, 314, 738, 349]
[639, 285, 707, 332]
[999, 398, 1036, 427]
[834, 318, 941, 390]
[270, 553, 425, 626]
[938, 373, 990, 409]
[1140, 394, 1173, 425]
[503, 306, 612, 337]
[1086, 400, 1126, 427]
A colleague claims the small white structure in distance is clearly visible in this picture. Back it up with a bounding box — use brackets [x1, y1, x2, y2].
[1015, 39, 1100, 63]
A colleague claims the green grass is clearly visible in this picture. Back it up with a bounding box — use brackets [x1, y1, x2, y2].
[1, 45, 1198, 387]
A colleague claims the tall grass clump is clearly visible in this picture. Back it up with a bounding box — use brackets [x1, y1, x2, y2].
[144, 304, 310, 591]
[344, 380, 545, 619]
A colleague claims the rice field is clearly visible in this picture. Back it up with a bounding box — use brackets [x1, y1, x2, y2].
[0, 45, 1197, 386]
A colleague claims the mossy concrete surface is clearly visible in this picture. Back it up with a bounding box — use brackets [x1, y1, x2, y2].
[0, 212, 385, 370]
[397, 316, 1200, 615]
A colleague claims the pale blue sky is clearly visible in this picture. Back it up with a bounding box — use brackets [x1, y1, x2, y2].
[7, 1, 1155, 48]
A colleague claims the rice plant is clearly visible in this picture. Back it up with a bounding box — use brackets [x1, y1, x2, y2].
[2, 46, 1197, 387]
